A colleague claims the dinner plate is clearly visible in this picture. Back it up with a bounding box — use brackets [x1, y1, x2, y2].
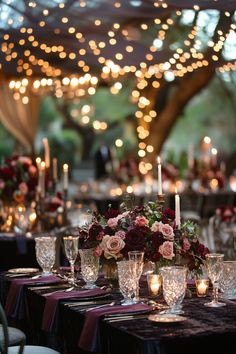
[7, 267, 39, 274]
[148, 314, 187, 324]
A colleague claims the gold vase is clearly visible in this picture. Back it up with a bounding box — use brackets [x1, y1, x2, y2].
[102, 261, 118, 280]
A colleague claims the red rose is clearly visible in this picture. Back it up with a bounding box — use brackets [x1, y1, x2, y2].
[123, 226, 146, 254]
[104, 208, 120, 219]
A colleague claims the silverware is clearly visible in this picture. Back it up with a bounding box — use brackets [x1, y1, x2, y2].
[28, 284, 66, 291]
[43, 286, 75, 296]
[65, 300, 114, 307]
[78, 301, 116, 313]
[105, 314, 148, 322]
[7, 273, 35, 278]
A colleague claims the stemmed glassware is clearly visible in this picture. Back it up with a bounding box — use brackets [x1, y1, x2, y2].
[128, 251, 144, 302]
[79, 248, 99, 289]
[160, 266, 187, 315]
[63, 236, 79, 286]
[35, 237, 56, 276]
[117, 260, 136, 305]
[204, 253, 226, 307]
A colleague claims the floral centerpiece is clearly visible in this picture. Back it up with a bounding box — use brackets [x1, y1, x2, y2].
[0, 155, 38, 204]
[215, 206, 236, 224]
[79, 201, 209, 275]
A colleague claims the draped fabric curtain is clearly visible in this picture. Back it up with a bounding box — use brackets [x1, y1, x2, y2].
[0, 79, 40, 154]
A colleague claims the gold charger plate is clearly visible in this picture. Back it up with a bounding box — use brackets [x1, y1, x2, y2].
[8, 267, 39, 274]
[148, 313, 187, 324]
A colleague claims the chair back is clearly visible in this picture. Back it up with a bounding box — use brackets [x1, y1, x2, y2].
[0, 302, 9, 354]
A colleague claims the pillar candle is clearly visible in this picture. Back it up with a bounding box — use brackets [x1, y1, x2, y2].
[52, 158, 58, 181]
[157, 156, 162, 195]
[211, 148, 217, 167]
[36, 157, 42, 194]
[36, 157, 41, 170]
[175, 188, 181, 228]
[63, 164, 69, 191]
[40, 161, 46, 198]
[42, 137, 50, 168]
[188, 144, 194, 169]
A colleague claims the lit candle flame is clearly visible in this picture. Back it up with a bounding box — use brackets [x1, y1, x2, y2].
[63, 163, 68, 171]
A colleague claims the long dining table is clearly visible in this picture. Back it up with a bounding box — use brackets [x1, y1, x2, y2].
[1, 271, 236, 354]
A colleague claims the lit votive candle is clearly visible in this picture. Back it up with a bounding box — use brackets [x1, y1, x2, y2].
[147, 274, 162, 297]
[195, 279, 209, 297]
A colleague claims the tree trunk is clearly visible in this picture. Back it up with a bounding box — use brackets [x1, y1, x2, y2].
[148, 66, 215, 163]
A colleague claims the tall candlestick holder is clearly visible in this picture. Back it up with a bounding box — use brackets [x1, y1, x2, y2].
[174, 228, 182, 266]
[35, 192, 45, 232]
[52, 179, 57, 195]
[156, 194, 165, 212]
[63, 189, 69, 226]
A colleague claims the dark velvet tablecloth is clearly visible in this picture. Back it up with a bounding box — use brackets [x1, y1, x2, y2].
[1, 273, 236, 354]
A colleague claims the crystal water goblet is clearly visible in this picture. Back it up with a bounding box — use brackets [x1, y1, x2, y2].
[63, 236, 79, 285]
[79, 248, 99, 289]
[220, 261, 236, 299]
[160, 266, 187, 315]
[205, 253, 226, 307]
[35, 237, 56, 276]
[117, 260, 136, 305]
[128, 251, 144, 302]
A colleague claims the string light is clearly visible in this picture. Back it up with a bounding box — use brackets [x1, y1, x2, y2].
[0, 1, 235, 170]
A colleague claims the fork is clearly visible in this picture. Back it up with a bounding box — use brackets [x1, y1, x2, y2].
[43, 286, 75, 296]
[82, 301, 116, 313]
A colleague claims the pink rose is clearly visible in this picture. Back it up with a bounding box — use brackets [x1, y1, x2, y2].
[18, 156, 32, 165]
[183, 237, 191, 251]
[160, 223, 174, 241]
[159, 241, 175, 260]
[100, 235, 125, 259]
[94, 246, 103, 257]
[18, 182, 28, 195]
[151, 221, 163, 232]
[135, 216, 148, 227]
[28, 165, 37, 175]
[0, 180, 5, 189]
[115, 230, 126, 239]
[107, 217, 118, 229]
[224, 209, 232, 217]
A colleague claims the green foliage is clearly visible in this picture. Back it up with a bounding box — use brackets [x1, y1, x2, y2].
[164, 72, 236, 163]
[38, 96, 61, 130]
[47, 129, 81, 170]
[0, 123, 16, 160]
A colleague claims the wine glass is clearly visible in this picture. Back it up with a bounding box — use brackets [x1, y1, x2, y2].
[204, 253, 226, 307]
[117, 260, 136, 305]
[63, 236, 79, 286]
[35, 237, 56, 276]
[160, 266, 187, 315]
[128, 251, 144, 302]
[79, 248, 99, 289]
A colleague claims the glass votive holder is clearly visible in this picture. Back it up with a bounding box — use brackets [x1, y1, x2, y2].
[147, 274, 162, 297]
[195, 278, 209, 297]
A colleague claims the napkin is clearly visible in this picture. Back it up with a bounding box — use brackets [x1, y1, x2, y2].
[42, 288, 107, 332]
[5, 274, 60, 319]
[78, 303, 150, 352]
